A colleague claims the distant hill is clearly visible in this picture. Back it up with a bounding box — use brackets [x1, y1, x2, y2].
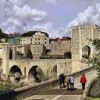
[21, 31, 49, 37]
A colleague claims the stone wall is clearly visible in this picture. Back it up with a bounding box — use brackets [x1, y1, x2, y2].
[47, 42, 71, 56]
[31, 44, 46, 59]
[88, 78, 100, 97]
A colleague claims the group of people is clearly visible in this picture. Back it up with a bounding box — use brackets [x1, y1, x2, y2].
[59, 73, 87, 91]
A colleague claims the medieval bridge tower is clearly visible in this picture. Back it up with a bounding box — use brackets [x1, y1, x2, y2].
[71, 25, 100, 72]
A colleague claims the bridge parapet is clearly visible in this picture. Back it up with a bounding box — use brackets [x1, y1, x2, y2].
[0, 66, 95, 100]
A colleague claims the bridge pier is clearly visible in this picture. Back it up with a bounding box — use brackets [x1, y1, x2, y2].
[12, 46, 17, 60]
[2, 45, 9, 79]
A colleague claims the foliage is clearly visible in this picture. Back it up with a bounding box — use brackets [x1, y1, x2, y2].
[93, 39, 100, 51]
[89, 97, 100, 100]
[64, 52, 72, 59]
[21, 31, 49, 37]
[26, 49, 33, 59]
[0, 29, 8, 39]
[88, 39, 100, 80]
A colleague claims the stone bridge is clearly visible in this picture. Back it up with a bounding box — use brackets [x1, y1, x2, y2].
[9, 59, 71, 83]
[1, 25, 99, 84]
[2, 45, 72, 83]
[0, 66, 96, 100]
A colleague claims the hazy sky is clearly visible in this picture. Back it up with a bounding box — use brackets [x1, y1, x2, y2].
[0, 0, 100, 38]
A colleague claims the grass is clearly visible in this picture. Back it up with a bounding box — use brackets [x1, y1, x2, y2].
[0, 82, 11, 91]
[89, 97, 100, 100]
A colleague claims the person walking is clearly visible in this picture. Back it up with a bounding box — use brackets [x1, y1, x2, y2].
[69, 76, 74, 91]
[59, 73, 65, 89]
[80, 74, 87, 90]
[65, 76, 70, 90]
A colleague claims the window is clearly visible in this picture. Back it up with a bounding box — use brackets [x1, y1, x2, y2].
[35, 38, 37, 40]
[45, 42, 46, 44]
[38, 42, 40, 44]
[38, 38, 40, 40]
[45, 38, 46, 40]
[35, 42, 37, 44]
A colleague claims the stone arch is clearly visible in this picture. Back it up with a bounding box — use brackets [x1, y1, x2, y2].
[9, 65, 22, 82]
[28, 65, 44, 83]
[82, 45, 91, 59]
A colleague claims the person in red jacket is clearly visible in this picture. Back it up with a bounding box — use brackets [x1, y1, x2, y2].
[80, 74, 87, 90]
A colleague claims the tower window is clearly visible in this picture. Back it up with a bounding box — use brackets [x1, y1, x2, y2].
[38, 42, 40, 44]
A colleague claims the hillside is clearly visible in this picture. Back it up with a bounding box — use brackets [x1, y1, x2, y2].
[21, 31, 49, 37]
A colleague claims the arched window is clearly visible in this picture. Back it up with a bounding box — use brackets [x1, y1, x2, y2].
[82, 45, 91, 59]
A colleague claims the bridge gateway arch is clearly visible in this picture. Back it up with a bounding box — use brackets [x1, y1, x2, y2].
[71, 25, 100, 72]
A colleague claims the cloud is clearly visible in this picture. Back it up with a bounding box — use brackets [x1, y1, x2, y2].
[1, 0, 100, 38]
[45, 0, 57, 5]
[65, 3, 100, 36]
[45, 2, 100, 38]
[0, 0, 47, 33]
[24, 22, 69, 38]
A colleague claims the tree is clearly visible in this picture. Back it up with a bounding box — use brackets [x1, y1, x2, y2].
[21, 31, 49, 37]
[88, 39, 100, 80]
[0, 29, 8, 38]
[26, 49, 33, 59]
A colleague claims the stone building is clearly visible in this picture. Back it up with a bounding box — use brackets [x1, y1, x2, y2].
[17, 31, 49, 46]
[47, 37, 71, 56]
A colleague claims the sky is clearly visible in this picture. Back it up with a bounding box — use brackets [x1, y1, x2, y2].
[0, 0, 100, 38]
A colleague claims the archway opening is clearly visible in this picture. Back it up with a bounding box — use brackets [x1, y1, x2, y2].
[28, 66, 44, 83]
[9, 65, 22, 82]
[82, 45, 91, 60]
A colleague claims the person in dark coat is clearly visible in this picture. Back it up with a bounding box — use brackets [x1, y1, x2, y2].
[80, 74, 87, 90]
[59, 73, 65, 89]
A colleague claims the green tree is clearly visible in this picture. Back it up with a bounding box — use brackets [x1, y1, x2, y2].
[88, 39, 100, 80]
[21, 31, 49, 37]
[26, 49, 33, 59]
[0, 28, 8, 42]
